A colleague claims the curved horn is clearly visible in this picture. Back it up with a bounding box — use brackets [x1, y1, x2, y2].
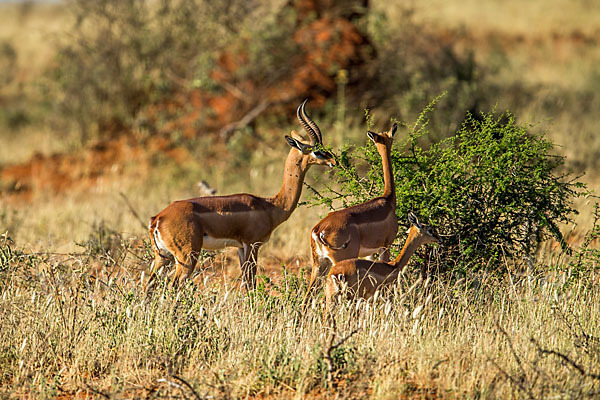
[301, 100, 323, 144]
[297, 99, 322, 145]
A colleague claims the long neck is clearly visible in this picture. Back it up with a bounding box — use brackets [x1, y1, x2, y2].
[270, 149, 309, 223]
[378, 143, 395, 201]
[391, 227, 424, 269]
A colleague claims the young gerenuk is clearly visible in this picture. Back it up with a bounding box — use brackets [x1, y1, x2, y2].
[325, 212, 440, 306]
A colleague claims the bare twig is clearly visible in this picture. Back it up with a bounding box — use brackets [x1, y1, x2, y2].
[164, 69, 189, 89]
[219, 80, 250, 102]
[496, 322, 528, 382]
[303, 182, 335, 210]
[84, 382, 110, 399]
[488, 322, 537, 399]
[431, 358, 449, 370]
[486, 356, 535, 400]
[119, 192, 146, 230]
[331, 328, 359, 353]
[531, 338, 600, 380]
[218, 100, 270, 141]
[171, 374, 204, 400]
[322, 315, 359, 388]
[554, 307, 600, 354]
[95, 277, 125, 298]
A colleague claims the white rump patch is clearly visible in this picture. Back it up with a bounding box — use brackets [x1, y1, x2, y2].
[203, 235, 242, 250]
[153, 221, 171, 256]
[312, 231, 331, 259]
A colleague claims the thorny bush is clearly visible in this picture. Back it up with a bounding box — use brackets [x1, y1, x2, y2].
[311, 98, 586, 275]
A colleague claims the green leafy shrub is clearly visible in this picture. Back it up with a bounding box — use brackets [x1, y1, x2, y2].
[313, 101, 585, 274]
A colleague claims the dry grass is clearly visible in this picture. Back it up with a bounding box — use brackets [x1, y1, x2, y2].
[1, 2, 600, 398]
[409, 0, 600, 36]
[0, 126, 82, 165]
[0, 2, 68, 81]
[0, 2, 74, 163]
[1, 231, 599, 399]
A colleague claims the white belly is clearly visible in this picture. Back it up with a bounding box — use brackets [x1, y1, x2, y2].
[203, 235, 242, 250]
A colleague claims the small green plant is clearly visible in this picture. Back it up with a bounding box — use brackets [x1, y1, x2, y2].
[313, 100, 585, 274]
[0, 234, 17, 275]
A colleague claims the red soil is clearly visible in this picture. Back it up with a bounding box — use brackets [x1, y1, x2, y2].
[0, 0, 370, 203]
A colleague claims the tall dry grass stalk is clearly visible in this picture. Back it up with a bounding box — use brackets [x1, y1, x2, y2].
[1, 231, 599, 398]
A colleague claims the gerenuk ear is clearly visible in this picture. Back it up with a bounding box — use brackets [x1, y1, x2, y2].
[408, 212, 420, 228]
[367, 131, 377, 143]
[390, 122, 398, 137]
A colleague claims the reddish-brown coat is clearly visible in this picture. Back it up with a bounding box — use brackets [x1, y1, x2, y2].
[325, 217, 441, 306]
[306, 124, 398, 298]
